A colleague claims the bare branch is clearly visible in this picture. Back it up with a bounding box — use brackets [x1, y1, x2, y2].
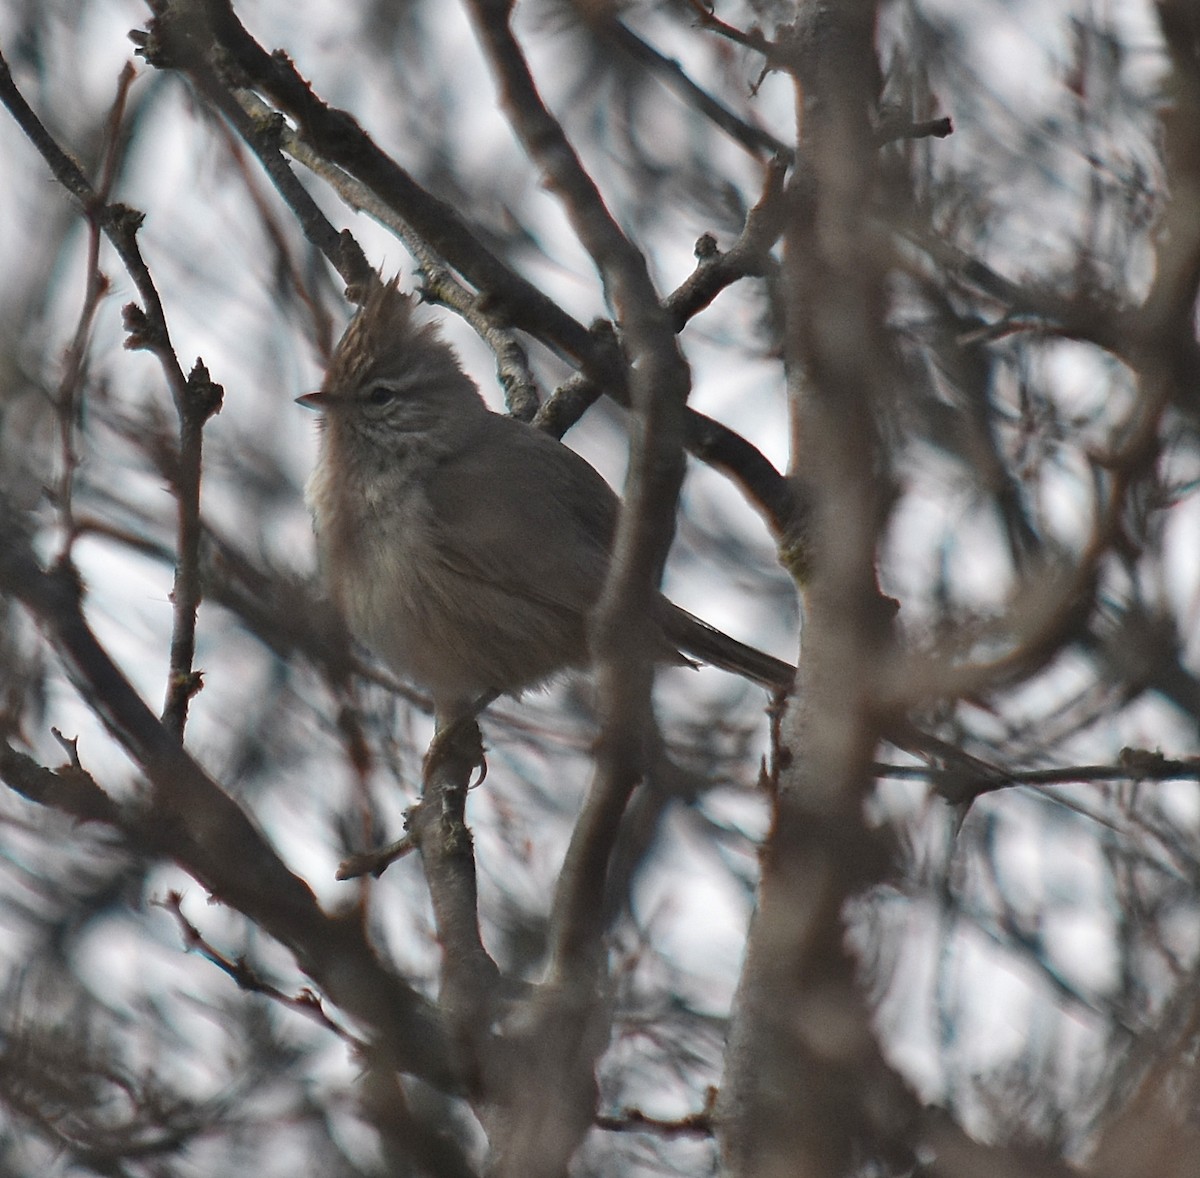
[134, 0, 609, 374]
[51, 63, 137, 552]
[189, 69, 373, 290]
[463, 3, 696, 1172]
[0, 48, 226, 741]
[717, 6, 915, 1174]
[684, 0, 787, 66]
[0, 505, 461, 1093]
[0, 740, 122, 827]
[226, 88, 540, 417]
[601, 18, 791, 161]
[537, 159, 797, 536]
[464, 0, 688, 973]
[157, 891, 365, 1049]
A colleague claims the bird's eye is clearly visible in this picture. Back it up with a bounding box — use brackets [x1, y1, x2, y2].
[366, 385, 396, 407]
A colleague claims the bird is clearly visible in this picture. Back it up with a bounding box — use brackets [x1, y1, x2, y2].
[299, 278, 794, 718]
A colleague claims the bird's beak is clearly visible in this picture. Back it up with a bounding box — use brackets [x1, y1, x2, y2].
[296, 391, 332, 410]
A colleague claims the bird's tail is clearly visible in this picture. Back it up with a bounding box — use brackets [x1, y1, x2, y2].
[660, 602, 795, 691]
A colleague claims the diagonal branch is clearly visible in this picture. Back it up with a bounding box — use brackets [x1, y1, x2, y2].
[227, 83, 540, 417]
[0, 504, 462, 1095]
[192, 67, 373, 290]
[135, 0, 607, 375]
[600, 17, 792, 161]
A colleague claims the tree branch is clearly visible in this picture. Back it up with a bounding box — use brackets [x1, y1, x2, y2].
[536, 159, 799, 537]
[408, 716, 501, 1068]
[133, 0, 793, 527]
[717, 6, 918, 1174]
[0, 504, 461, 1094]
[464, 3, 692, 1173]
[601, 17, 791, 160]
[135, 0, 609, 374]
[226, 85, 540, 418]
[0, 47, 220, 740]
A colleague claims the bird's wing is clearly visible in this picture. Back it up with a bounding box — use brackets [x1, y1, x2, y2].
[422, 414, 618, 617]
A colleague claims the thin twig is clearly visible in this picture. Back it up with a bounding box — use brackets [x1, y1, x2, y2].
[160, 359, 223, 737]
[0, 53, 185, 399]
[158, 891, 365, 1048]
[595, 1106, 714, 1136]
[876, 749, 1200, 805]
[874, 114, 953, 145]
[537, 159, 797, 536]
[191, 70, 372, 290]
[337, 832, 416, 881]
[684, 0, 785, 63]
[206, 112, 340, 359]
[663, 154, 788, 328]
[603, 18, 791, 160]
[0, 740, 123, 826]
[53, 63, 138, 553]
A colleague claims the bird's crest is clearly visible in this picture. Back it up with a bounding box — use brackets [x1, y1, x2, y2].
[324, 277, 455, 394]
